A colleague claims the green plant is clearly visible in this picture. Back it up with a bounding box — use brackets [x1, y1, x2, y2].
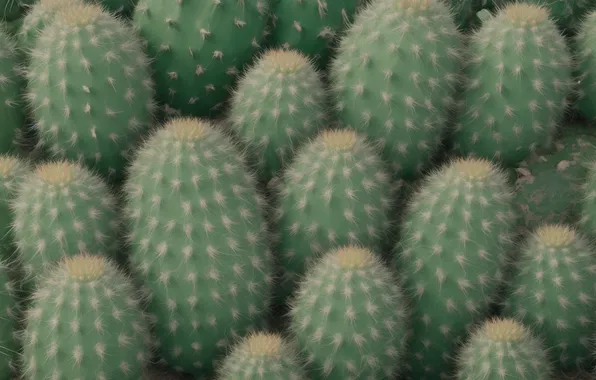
[124, 117, 274, 377]
[329, 0, 463, 181]
[0, 0, 34, 21]
[133, 0, 270, 117]
[453, 3, 573, 167]
[217, 332, 307, 380]
[0, 25, 25, 155]
[525, 0, 596, 33]
[395, 157, 518, 379]
[289, 245, 408, 380]
[17, 0, 82, 53]
[268, 0, 364, 68]
[11, 160, 120, 286]
[271, 129, 393, 304]
[455, 318, 552, 380]
[25, 3, 156, 184]
[229, 49, 327, 184]
[21, 254, 152, 379]
[503, 224, 596, 372]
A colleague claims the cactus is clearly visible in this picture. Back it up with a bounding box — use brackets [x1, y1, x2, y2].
[124, 117, 274, 376]
[133, 0, 269, 118]
[578, 160, 596, 237]
[229, 49, 327, 184]
[18, 0, 83, 53]
[525, 0, 596, 33]
[11, 160, 120, 287]
[453, 3, 573, 167]
[503, 224, 596, 372]
[95, 0, 137, 15]
[21, 253, 152, 379]
[329, 0, 463, 181]
[289, 246, 408, 380]
[0, 25, 25, 155]
[271, 129, 393, 304]
[0, 155, 28, 260]
[395, 157, 518, 380]
[217, 332, 308, 380]
[25, 3, 156, 184]
[574, 11, 596, 122]
[513, 127, 596, 232]
[455, 318, 552, 380]
[268, 0, 364, 69]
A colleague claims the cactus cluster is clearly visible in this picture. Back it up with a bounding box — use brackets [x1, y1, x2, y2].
[1, 0, 596, 379]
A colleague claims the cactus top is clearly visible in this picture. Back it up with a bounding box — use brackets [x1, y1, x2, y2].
[159, 117, 210, 142]
[0, 155, 26, 178]
[334, 245, 376, 268]
[450, 157, 496, 179]
[64, 253, 105, 282]
[532, 224, 577, 248]
[319, 129, 359, 151]
[39, 0, 81, 8]
[500, 3, 549, 26]
[34, 161, 81, 185]
[55, 2, 105, 26]
[260, 49, 310, 73]
[396, 0, 436, 10]
[482, 318, 528, 342]
[239, 332, 285, 357]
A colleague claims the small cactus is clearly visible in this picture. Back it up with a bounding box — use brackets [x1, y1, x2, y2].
[502, 224, 596, 372]
[455, 318, 553, 380]
[453, 3, 573, 166]
[217, 332, 308, 380]
[229, 49, 327, 184]
[0, 25, 25, 155]
[21, 253, 152, 379]
[11, 160, 120, 286]
[289, 245, 409, 380]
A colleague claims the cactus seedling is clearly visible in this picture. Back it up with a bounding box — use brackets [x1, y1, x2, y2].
[456, 318, 553, 380]
[22, 253, 152, 379]
[217, 332, 308, 380]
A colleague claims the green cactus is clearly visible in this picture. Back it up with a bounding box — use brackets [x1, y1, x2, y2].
[0, 25, 25, 155]
[25, 3, 156, 184]
[133, 0, 269, 118]
[0, 258, 18, 380]
[453, 3, 573, 167]
[329, 0, 463, 181]
[513, 127, 596, 232]
[11, 160, 120, 287]
[229, 49, 327, 184]
[271, 129, 393, 304]
[217, 332, 308, 380]
[502, 224, 596, 372]
[395, 157, 518, 380]
[268, 0, 364, 69]
[17, 0, 83, 53]
[525, 0, 596, 33]
[124, 117, 275, 377]
[455, 318, 552, 380]
[574, 12, 596, 122]
[21, 253, 152, 379]
[289, 246, 408, 380]
[578, 161, 596, 237]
